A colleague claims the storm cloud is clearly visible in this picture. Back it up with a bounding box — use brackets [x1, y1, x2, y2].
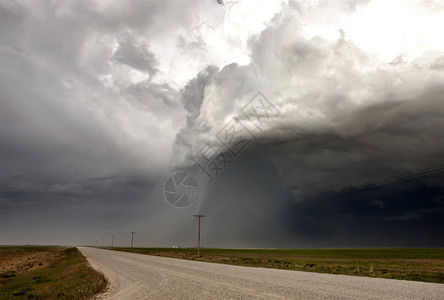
[1, 0, 443, 247]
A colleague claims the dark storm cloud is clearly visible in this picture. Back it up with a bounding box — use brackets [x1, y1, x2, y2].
[0, 0, 192, 244]
[184, 87, 444, 246]
[1, 0, 443, 247]
[198, 162, 444, 248]
[168, 47, 443, 247]
[0, 0, 188, 180]
[268, 88, 444, 195]
[279, 172, 444, 247]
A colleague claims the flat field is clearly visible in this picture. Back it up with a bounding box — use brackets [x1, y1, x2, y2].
[108, 247, 444, 283]
[0, 246, 107, 300]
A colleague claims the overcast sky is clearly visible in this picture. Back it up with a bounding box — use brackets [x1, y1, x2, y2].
[1, 0, 443, 247]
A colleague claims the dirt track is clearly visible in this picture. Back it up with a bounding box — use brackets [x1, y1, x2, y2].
[80, 247, 444, 300]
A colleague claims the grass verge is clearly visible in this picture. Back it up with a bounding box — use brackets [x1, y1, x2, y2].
[0, 247, 107, 300]
[106, 247, 444, 284]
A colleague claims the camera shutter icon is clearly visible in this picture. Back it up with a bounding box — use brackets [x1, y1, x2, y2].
[163, 172, 199, 208]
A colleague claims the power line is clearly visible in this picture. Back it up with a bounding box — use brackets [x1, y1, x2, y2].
[193, 215, 205, 256]
[305, 163, 444, 201]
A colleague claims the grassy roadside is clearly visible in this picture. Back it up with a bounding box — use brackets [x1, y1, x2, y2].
[106, 247, 444, 284]
[0, 247, 107, 300]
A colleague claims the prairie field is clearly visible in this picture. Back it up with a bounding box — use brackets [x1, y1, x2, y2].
[109, 247, 444, 283]
[0, 246, 106, 300]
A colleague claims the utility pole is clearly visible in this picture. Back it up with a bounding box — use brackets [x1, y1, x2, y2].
[193, 215, 205, 256]
[130, 232, 136, 248]
[111, 235, 114, 247]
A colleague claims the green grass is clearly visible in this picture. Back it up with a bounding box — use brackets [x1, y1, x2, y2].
[0, 247, 107, 300]
[107, 247, 444, 284]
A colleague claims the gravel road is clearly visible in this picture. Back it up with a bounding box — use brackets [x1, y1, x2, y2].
[79, 247, 443, 300]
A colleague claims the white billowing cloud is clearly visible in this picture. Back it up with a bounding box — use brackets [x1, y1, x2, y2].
[151, 0, 285, 87]
[172, 0, 444, 195]
[340, 0, 444, 63]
